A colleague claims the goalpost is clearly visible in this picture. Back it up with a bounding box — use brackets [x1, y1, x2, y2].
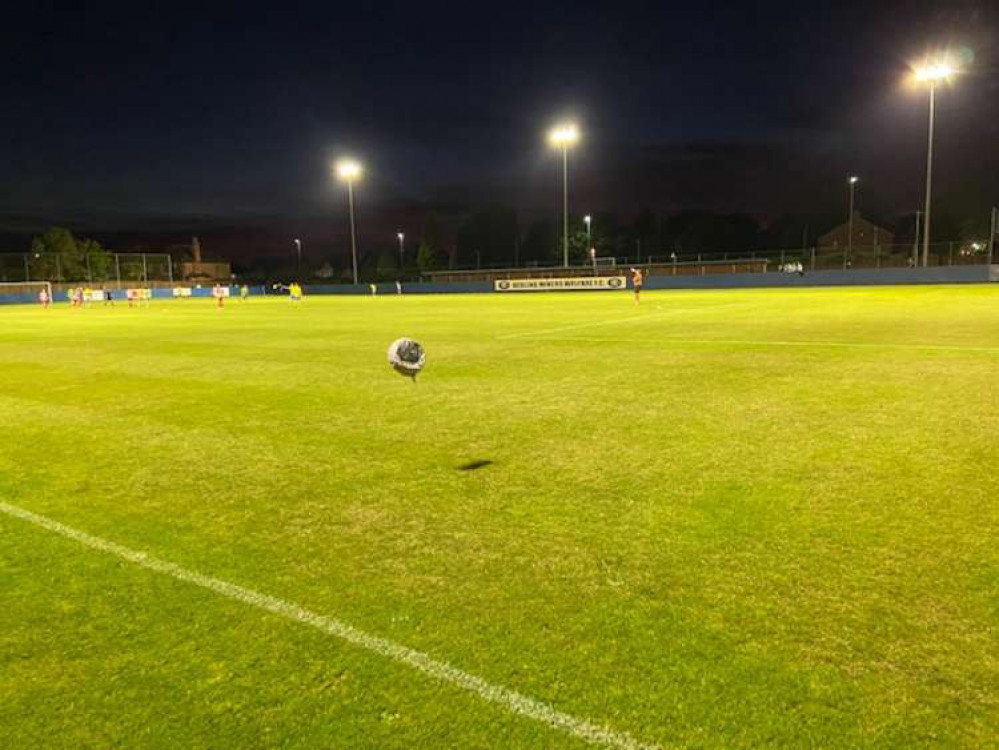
[0, 281, 52, 304]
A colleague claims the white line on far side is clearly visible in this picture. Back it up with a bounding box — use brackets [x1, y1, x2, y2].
[497, 302, 751, 341]
[520, 336, 999, 354]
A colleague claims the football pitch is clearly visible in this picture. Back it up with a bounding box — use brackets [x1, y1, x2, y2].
[1, 286, 997, 748]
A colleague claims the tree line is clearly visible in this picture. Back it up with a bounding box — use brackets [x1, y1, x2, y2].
[243, 202, 981, 283]
[10, 228, 170, 283]
[25, 227, 112, 281]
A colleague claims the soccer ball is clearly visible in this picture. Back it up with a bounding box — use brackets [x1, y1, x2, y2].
[387, 338, 426, 380]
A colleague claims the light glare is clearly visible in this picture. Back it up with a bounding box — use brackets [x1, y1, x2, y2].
[914, 61, 955, 83]
[335, 159, 362, 180]
[548, 123, 580, 147]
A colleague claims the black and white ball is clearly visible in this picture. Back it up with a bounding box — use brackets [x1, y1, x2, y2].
[387, 338, 426, 379]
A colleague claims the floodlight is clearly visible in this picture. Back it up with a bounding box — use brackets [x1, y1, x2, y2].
[335, 159, 362, 180]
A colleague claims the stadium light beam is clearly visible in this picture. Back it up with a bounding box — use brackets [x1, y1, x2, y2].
[334, 159, 363, 284]
[912, 56, 960, 267]
[548, 122, 580, 268]
[397, 232, 405, 268]
[293, 238, 302, 279]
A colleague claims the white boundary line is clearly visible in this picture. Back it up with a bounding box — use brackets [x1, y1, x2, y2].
[518, 336, 999, 354]
[496, 303, 755, 341]
[497, 311, 683, 340]
[0, 501, 659, 750]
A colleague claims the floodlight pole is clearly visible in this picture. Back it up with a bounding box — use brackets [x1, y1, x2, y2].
[347, 180, 359, 285]
[913, 211, 922, 267]
[922, 84, 936, 267]
[846, 177, 858, 268]
[561, 145, 569, 268]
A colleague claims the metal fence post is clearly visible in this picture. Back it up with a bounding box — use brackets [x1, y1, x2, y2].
[115, 254, 121, 287]
[142, 253, 148, 283]
[167, 255, 173, 284]
[810, 247, 816, 271]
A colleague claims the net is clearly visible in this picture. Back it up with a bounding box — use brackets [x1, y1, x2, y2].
[0, 281, 52, 305]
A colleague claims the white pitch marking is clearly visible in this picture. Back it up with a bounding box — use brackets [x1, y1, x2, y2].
[520, 336, 999, 354]
[497, 303, 748, 341]
[0, 501, 659, 750]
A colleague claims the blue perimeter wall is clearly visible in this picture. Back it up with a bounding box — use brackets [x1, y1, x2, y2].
[306, 282, 492, 295]
[644, 265, 997, 289]
[1, 267, 995, 304]
[0, 286, 267, 306]
[306, 266, 996, 295]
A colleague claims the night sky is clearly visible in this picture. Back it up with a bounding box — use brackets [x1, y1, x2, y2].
[2, 1, 997, 255]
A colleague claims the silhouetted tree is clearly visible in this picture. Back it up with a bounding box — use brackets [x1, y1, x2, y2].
[455, 205, 520, 268]
[29, 227, 112, 281]
[376, 250, 399, 280]
[417, 216, 445, 273]
[661, 211, 761, 256]
[520, 218, 556, 265]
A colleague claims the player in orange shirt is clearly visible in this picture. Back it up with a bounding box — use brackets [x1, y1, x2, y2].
[630, 267, 643, 304]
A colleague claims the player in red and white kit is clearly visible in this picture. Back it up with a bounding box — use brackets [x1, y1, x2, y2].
[38, 288, 50, 308]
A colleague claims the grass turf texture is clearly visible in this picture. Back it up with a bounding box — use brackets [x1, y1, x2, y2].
[1, 286, 997, 748]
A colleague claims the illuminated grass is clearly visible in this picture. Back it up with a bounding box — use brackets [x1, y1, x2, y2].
[1, 286, 997, 747]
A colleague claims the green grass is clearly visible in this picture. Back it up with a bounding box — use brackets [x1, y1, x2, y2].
[1, 286, 997, 748]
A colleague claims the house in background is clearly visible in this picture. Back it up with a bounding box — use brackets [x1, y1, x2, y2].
[819, 212, 895, 249]
[174, 237, 232, 282]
